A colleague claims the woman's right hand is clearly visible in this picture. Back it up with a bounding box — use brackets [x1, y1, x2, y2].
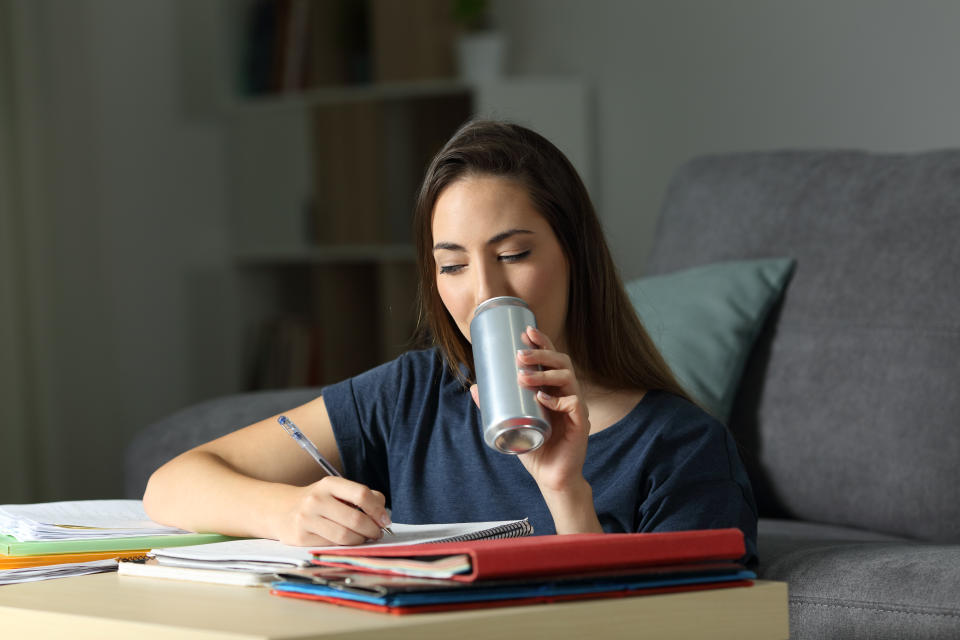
[271, 476, 391, 547]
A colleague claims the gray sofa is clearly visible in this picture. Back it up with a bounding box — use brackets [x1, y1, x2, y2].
[644, 150, 960, 639]
[126, 149, 960, 639]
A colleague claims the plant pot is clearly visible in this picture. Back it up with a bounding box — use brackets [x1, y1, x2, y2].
[456, 30, 505, 82]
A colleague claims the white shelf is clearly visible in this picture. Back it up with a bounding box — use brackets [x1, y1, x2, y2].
[234, 244, 416, 265]
[227, 79, 472, 113]
[224, 78, 592, 257]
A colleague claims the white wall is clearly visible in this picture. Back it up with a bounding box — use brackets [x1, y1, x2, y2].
[0, 0, 34, 502]
[7, 0, 239, 500]
[493, 0, 960, 277]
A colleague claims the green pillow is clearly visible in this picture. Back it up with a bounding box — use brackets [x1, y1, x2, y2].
[625, 258, 795, 422]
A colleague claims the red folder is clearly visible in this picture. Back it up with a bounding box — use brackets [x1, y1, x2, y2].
[312, 528, 745, 582]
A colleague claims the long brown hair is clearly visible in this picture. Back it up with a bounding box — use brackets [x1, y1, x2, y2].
[413, 120, 691, 400]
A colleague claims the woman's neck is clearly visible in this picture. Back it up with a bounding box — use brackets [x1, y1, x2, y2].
[579, 379, 646, 434]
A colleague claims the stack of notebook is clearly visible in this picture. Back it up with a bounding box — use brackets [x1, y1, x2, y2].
[0, 500, 232, 585]
[119, 519, 534, 587]
[270, 528, 755, 614]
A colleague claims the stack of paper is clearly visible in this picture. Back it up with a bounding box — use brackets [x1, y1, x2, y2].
[0, 559, 120, 585]
[0, 500, 235, 586]
[0, 500, 186, 540]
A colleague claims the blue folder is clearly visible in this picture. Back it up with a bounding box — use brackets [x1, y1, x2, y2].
[272, 569, 756, 608]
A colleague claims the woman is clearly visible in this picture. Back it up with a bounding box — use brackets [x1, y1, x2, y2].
[144, 120, 757, 562]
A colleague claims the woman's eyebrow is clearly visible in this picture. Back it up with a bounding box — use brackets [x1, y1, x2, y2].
[432, 240, 465, 252]
[432, 228, 534, 252]
[487, 228, 534, 245]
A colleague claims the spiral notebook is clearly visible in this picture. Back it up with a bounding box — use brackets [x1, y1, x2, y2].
[150, 519, 533, 573]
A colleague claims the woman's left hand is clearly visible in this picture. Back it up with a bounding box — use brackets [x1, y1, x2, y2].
[470, 325, 591, 493]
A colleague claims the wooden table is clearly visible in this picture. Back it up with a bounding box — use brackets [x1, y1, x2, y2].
[0, 572, 788, 639]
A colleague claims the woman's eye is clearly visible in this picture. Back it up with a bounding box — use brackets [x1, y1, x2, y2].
[499, 250, 530, 263]
[439, 264, 465, 275]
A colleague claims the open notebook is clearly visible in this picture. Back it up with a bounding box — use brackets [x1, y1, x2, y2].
[145, 519, 533, 574]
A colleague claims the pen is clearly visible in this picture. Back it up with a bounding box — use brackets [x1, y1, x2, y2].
[277, 415, 393, 536]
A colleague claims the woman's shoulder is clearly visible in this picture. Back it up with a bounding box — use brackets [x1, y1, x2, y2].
[324, 347, 463, 423]
[387, 346, 449, 378]
[644, 389, 716, 418]
[603, 390, 746, 486]
[342, 347, 456, 392]
[620, 389, 729, 443]
[383, 346, 443, 368]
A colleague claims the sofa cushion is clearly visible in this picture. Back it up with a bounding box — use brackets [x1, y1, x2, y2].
[759, 519, 960, 640]
[625, 258, 795, 422]
[645, 150, 960, 542]
[123, 387, 321, 499]
[758, 517, 906, 562]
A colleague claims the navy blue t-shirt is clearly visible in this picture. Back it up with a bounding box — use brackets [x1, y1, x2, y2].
[323, 348, 758, 563]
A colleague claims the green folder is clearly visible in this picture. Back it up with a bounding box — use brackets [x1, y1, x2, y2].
[0, 532, 237, 556]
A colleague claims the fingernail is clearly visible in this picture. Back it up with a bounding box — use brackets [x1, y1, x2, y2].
[380, 514, 392, 528]
[518, 349, 532, 358]
[538, 390, 554, 401]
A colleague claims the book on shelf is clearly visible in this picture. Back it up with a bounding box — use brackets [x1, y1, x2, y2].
[311, 101, 385, 245]
[309, 93, 470, 247]
[242, 0, 359, 94]
[370, 0, 456, 83]
[240, 0, 457, 95]
[246, 315, 323, 390]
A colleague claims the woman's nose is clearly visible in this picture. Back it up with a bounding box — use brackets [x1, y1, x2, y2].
[474, 262, 508, 307]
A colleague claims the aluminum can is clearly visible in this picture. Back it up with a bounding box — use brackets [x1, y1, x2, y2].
[470, 296, 551, 454]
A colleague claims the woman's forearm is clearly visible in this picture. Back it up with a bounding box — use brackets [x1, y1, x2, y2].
[539, 477, 604, 535]
[142, 450, 298, 539]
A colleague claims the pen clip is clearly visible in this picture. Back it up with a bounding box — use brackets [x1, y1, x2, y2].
[277, 415, 339, 478]
[277, 415, 299, 439]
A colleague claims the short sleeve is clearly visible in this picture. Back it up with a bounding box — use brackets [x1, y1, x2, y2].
[321, 356, 410, 504]
[637, 414, 759, 565]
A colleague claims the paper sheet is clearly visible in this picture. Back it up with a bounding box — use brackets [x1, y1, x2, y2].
[0, 500, 188, 541]
[152, 520, 531, 569]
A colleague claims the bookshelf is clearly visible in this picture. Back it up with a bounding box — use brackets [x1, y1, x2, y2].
[228, 78, 473, 111]
[223, 1, 591, 389]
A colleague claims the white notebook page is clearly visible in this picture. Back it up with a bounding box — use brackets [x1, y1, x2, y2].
[151, 519, 530, 569]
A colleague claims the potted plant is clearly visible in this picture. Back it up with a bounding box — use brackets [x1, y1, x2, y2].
[452, 0, 504, 82]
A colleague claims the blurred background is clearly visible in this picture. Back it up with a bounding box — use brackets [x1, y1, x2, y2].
[2, 0, 958, 504]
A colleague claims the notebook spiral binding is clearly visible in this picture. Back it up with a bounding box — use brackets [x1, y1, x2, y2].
[440, 518, 533, 543]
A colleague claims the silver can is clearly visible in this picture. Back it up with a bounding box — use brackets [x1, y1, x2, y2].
[470, 296, 552, 454]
